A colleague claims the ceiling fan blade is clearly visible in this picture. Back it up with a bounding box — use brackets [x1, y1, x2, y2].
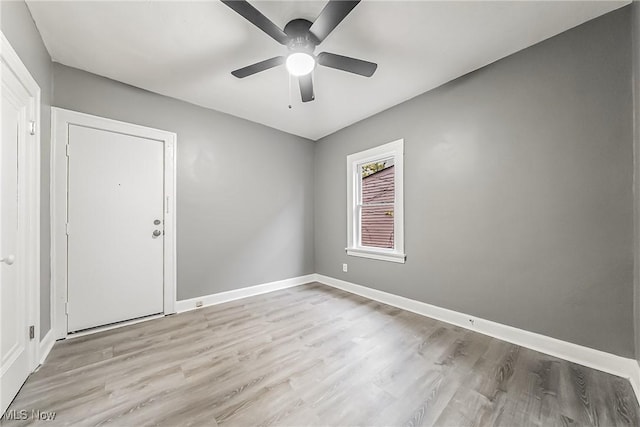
[309, 0, 359, 43]
[221, 1, 288, 45]
[299, 74, 315, 102]
[231, 56, 285, 78]
[317, 52, 377, 77]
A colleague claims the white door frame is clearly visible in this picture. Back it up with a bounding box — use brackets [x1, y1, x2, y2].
[0, 33, 41, 369]
[51, 108, 176, 339]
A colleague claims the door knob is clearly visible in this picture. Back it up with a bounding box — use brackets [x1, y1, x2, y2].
[0, 255, 15, 265]
[152, 230, 162, 238]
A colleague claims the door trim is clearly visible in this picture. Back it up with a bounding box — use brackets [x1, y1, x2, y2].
[51, 108, 177, 339]
[0, 32, 41, 372]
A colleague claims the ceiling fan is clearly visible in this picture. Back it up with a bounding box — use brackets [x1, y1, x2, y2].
[221, 0, 377, 103]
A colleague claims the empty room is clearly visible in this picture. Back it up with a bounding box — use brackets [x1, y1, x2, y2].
[2, 0, 640, 425]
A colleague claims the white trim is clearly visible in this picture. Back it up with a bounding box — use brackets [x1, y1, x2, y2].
[175, 274, 316, 313]
[38, 331, 55, 366]
[163, 129, 177, 316]
[346, 248, 406, 263]
[315, 274, 640, 404]
[346, 139, 405, 263]
[0, 32, 41, 372]
[51, 108, 177, 340]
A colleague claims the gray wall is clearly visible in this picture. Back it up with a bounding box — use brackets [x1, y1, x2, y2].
[315, 7, 635, 357]
[633, 1, 640, 365]
[1, 1, 53, 339]
[53, 64, 315, 300]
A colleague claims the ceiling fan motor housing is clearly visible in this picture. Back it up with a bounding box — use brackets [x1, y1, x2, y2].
[284, 19, 318, 53]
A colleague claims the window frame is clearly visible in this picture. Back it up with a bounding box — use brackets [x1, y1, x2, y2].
[346, 139, 405, 263]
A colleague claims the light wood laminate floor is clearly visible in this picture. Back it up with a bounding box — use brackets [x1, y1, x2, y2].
[3, 283, 638, 426]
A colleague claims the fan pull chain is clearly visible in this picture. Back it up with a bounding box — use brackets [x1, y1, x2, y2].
[288, 73, 292, 109]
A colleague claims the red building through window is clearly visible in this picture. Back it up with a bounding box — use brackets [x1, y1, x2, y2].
[360, 163, 394, 249]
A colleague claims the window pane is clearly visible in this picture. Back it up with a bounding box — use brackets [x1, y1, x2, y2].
[361, 159, 394, 205]
[360, 205, 394, 249]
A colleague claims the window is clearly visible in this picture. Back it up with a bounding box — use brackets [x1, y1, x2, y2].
[347, 139, 405, 263]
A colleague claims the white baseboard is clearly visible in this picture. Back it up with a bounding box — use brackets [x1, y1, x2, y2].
[315, 274, 640, 402]
[38, 329, 55, 365]
[175, 274, 316, 313]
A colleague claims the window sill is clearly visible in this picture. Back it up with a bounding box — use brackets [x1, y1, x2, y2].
[345, 248, 406, 263]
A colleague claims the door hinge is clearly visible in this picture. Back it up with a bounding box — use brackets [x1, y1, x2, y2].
[65, 302, 69, 315]
[29, 325, 35, 340]
[65, 222, 70, 235]
[29, 121, 36, 136]
[65, 144, 70, 157]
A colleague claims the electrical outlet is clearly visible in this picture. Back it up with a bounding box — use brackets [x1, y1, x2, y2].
[342, 263, 348, 273]
[196, 301, 203, 308]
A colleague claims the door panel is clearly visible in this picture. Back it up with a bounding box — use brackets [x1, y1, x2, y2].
[0, 63, 30, 416]
[67, 125, 164, 332]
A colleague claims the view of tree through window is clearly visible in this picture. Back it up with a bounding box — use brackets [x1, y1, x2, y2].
[359, 159, 394, 249]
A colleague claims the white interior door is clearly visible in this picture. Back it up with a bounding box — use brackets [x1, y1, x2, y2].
[67, 125, 164, 332]
[0, 59, 32, 415]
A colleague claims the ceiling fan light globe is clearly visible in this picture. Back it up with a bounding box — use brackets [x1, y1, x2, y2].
[286, 53, 315, 76]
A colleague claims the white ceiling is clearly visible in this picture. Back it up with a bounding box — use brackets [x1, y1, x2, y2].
[27, 1, 628, 140]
